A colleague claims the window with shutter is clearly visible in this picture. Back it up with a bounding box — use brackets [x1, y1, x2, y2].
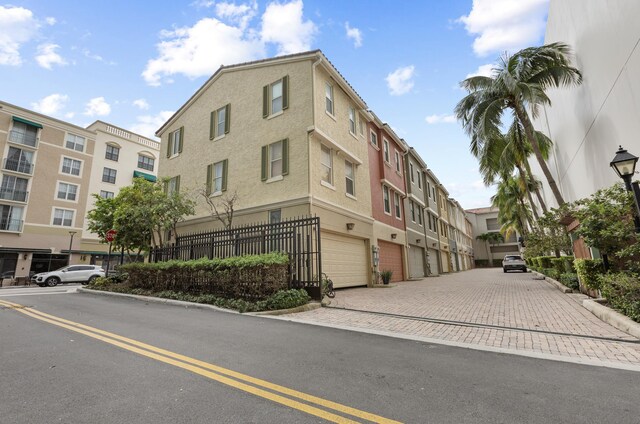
[263, 76, 289, 118]
[261, 139, 288, 181]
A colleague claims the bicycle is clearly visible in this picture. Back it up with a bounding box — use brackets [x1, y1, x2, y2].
[321, 273, 335, 298]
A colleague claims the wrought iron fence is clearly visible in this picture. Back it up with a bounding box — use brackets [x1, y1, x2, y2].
[149, 216, 322, 300]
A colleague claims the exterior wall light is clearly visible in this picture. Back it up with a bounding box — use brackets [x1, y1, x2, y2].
[610, 146, 640, 232]
[346, 222, 355, 230]
[391, 233, 397, 239]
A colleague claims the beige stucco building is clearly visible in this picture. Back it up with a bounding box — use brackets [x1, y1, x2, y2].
[466, 207, 520, 266]
[0, 101, 159, 281]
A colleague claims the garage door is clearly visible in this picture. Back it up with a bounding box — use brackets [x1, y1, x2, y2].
[427, 248, 439, 276]
[408, 245, 425, 279]
[321, 232, 368, 288]
[440, 251, 450, 273]
[378, 240, 403, 282]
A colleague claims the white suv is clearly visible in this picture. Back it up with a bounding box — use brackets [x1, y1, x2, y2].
[31, 265, 105, 287]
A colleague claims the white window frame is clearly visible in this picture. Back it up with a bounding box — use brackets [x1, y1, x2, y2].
[215, 106, 226, 138]
[170, 129, 181, 156]
[348, 106, 356, 135]
[52, 208, 74, 227]
[395, 150, 401, 173]
[383, 185, 391, 214]
[61, 157, 82, 177]
[100, 190, 114, 199]
[320, 144, 333, 186]
[56, 182, 78, 202]
[212, 161, 224, 194]
[105, 144, 120, 161]
[0, 204, 24, 231]
[269, 140, 283, 179]
[410, 163, 415, 183]
[102, 167, 117, 184]
[345, 160, 355, 197]
[167, 176, 179, 195]
[417, 206, 423, 226]
[370, 131, 378, 147]
[65, 133, 85, 152]
[325, 83, 334, 115]
[417, 171, 422, 189]
[394, 192, 402, 219]
[383, 139, 390, 163]
[271, 79, 283, 115]
[137, 155, 155, 171]
[410, 201, 416, 222]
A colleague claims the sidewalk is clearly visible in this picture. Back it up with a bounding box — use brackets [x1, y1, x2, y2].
[282, 269, 640, 369]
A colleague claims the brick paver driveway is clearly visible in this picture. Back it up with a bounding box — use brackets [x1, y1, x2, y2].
[285, 269, 640, 368]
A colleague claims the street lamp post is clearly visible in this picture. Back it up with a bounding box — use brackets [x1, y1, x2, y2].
[610, 145, 640, 232]
[68, 231, 77, 265]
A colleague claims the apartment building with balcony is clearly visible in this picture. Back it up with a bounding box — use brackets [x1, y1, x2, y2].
[0, 101, 96, 278]
[367, 112, 408, 283]
[403, 147, 429, 278]
[156, 51, 376, 288]
[0, 101, 160, 281]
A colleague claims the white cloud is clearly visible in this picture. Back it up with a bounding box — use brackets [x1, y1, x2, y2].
[425, 114, 456, 124]
[142, 17, 264, 86]
[143, 0, 317, 86]
[385, 65, 415, 96]
[458, 0, 549, 57]
[133, 98, 150, 110]
[261, 0, 317, 55]
[0, 6, 38, 66]
[45, 17, 56, 25]
[466, 63, 494, 78]
[35, 43, 67, 69]
[84, 97, 111, 116]
[130, 111, 175, 139]
[345, 22, 362, 48]
[216, 1, 258, 30]
[31, 93, 69, 116]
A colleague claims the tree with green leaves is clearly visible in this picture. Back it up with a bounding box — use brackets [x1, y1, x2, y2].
[491, 175, 532, 238]
[87, 178, 195, 257]
[476, 232, 504, 267]
[456, 42, 582, 207]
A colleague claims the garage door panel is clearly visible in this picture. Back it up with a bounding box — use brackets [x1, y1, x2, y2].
[408, 245, 425, 278]
[427, 248, 439, 276]
[378, 240, 403, 282]
[321, 232, 368, 288]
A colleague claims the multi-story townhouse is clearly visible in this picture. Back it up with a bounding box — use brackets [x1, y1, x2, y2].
[156, 51, 376, 288]
[424, 169, 441, 275]
[463, 216, 474, 269]
[0, 101, 96, 278]
[367, 113, 408, 283]
[82, 121, 160, 266]
[403, 147, 429, 278]
[436, 184, 452, 273]
[465, 206, 520, 266]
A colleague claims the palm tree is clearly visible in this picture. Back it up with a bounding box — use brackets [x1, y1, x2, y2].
[476, 232, 504, 267]
[491, 175, 533, 237]
[456, 42, 582, 206]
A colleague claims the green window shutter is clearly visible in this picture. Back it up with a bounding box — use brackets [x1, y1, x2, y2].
[282, 138, 289, 176]
[282, 75, 289, 110]
[175, 175, 181, 193]
[178, 127, 184, 153]
[206, 164, 213, 195]
[262, 85, 269, 118]
[214, 110, 216, 140]
[224, 104, 230, 134]
[166, 134, 171, 158]
[261, 145, 268, 181]
[222, 159, 228, 192]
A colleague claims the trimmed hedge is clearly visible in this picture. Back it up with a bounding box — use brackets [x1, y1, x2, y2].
[539, 256, 555, 269]
[551, 258, 565, 276]
[574, 259, 604, 290]
[541, 267, 560, 281]
[117, 253, 290, 301]
[561, 256, 575, 273]
[599, 273, 640, 322]
[559, 273, 580, 290]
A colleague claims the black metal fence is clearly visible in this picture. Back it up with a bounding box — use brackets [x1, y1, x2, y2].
[149, 216, 322, 300]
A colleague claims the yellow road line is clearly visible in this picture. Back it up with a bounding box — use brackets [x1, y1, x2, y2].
[0, 299, 402, 424]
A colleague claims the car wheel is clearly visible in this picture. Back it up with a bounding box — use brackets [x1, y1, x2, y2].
[86, 275, 98, 285]
[46, 277, 60, 287]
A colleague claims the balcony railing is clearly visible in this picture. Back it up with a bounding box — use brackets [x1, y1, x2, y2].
[0, 188, 28, 202]
[3, 158, 34, 174]
[0, 218, 23, 232]
[8, 130, 38, 148]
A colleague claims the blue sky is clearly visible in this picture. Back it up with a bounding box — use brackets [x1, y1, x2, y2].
[0, 0, 549, 209]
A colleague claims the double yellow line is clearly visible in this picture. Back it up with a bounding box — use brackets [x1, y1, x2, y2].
[0, 299, 401, 424]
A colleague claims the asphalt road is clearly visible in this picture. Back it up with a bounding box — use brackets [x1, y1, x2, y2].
[1, 288, 639, 423]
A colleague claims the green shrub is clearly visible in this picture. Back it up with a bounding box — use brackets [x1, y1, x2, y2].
[539, 256, 555, 269]
[257, 289, 310, 311]
[542, 267, 560, 280]
[551, 258, 565, 276]
[574, 259, 604, 290]
[561, 256, 575, 273]
[599, 272, 640, 322]
[533, 257, 543, 269]
[559, 273, 580, 290]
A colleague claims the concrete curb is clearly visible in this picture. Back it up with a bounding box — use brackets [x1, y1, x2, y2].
[583, 299, 640, 339]
[77, 287, 318, 316]
[532, 271, 572, 293]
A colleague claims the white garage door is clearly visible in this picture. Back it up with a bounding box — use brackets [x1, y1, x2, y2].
[321, 232, 368, 288]
[408, 245, 425, 279]
[427, 248, 439, 276]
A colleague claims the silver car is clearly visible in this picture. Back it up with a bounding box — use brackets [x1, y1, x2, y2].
[31, 265, 105, 287]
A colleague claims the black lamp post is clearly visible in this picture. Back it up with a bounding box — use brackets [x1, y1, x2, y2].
[610, 146, 640, 232]
[68, 231, 77, 265]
